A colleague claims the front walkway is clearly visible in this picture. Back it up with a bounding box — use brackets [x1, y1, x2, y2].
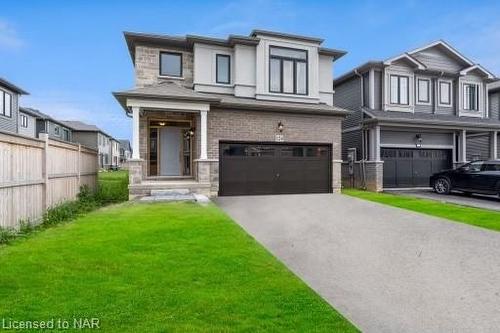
[217, 194, 500, 333]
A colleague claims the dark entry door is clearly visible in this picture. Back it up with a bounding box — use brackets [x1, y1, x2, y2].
[219, 142, 331, 196]
[382, 148, 452, 188]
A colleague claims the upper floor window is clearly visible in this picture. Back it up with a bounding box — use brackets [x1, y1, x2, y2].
[54, 125, 60, 136]
[269, 46, 308, 95]
[463, 83, 479, 111]
[438, 80, 452, 107]
[216, 54, 230, 84]
[20, 114, 28, 128]
[417, 78, 430, 104]
[389, 75, 409, 105]
[160, 52, 182, 77]
[0, 90, 12, 117]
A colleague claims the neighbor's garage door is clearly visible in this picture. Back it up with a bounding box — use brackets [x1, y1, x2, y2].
[219, 142, 331, 196]
[382, 148, 452, 188]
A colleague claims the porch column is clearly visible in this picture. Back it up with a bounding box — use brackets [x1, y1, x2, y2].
[459, 129, 467, 163]
[491, 131, 498, 160]
[200, 110, 208, 160]
[131, 106, 140, 160]
[369, 125, 381, 161]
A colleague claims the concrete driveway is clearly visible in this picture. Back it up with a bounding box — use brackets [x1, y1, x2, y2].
[216, 194, 500, 333]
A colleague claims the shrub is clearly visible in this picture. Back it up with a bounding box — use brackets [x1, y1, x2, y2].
[0, 228, 16, 245]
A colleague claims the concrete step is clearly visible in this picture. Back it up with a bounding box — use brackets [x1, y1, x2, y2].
[140, 194, 196, 202]
[150, 188, 191, 196]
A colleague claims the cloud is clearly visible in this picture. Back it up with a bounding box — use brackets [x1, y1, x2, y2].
[0, 19, 24, 50]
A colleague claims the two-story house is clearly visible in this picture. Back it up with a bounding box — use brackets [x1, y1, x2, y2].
[113, 29, 349, 198]
[19, 107, 73, 141]
[118, 139, 132, 163]
[0, 78, 29, 134]
[110, 138, 121, 167]
[334, 40, 500, 191]
[61, 120, 116, 169]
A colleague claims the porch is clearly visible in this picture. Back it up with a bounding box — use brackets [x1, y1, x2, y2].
[124, 92, 216, 199]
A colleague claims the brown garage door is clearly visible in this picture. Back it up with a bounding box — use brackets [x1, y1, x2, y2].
[219, 142, 331, 196]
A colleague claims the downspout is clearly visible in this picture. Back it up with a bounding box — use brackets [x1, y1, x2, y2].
[354, 69, 367, 189]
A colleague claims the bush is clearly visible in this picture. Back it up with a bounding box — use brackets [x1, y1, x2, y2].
[0, 228, 16, 245]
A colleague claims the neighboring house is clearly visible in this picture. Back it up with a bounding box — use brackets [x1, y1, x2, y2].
[61, 120, 116, 169]
[0, 78, 29, 134]
[111, 138, 121, 167]
[18, 107, 38, 138]
[113, 29, 349, 198]
[118, 139, 132, 163]
[489, 81, 500, 127]
[333, 40, 500, 191]
[20, 107, 73, 142]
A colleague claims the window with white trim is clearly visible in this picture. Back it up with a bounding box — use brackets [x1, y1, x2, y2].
[0, 90, 12, 117]
[20, 114, 28, 128]
[390, 75, 409, 105]
[463, 83, 479, 111]
[438, 80, 452, 106]
[417, 78, 430, 104]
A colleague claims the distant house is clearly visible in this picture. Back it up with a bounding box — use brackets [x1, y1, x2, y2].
[20, 107, 72, 141]
[18, 107, 38, 138]
[111, 138, 120, 167]
[0, 77, 29, 134]
[118, 139, 132, 163]
[61, 120, 117, 169]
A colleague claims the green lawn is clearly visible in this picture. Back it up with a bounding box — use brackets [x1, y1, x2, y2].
[97, 170, 129, 203]
[0, 202, 357, 332]
[344, 189, 500, 232]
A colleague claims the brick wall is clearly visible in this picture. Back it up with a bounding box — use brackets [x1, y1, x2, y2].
[135, 44, 194, 88]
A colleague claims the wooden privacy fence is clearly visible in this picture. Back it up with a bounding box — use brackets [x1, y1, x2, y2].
[0, 131, 98, 229]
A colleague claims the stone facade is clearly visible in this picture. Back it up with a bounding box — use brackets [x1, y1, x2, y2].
[342, 161, 384, 192]
[135, 44, 194, 88]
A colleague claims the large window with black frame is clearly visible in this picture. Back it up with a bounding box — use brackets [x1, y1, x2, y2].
[269, 46, 308, 95]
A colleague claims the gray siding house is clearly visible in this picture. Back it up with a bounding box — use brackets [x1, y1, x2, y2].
[0, 78, 28, 134]
[61, 120, 116, 169]
[21, 107, 73, 141]
[118, 139, 132, 163]
[18, 107, 38, 137]
[334, 40, 500, 191]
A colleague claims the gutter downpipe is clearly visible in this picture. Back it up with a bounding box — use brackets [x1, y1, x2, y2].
[354, 69, 367, 190]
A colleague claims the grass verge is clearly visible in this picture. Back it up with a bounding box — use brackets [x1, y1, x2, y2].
[0, 202, 358, 332]
[343, 189, 500, 232]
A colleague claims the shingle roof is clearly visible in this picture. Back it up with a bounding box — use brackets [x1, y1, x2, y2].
[0, 78, 29, 95]
[60, 120, 113, 138]
[118, 139, 131, 149]
[363, 108, 500, 129]
[19, 107, 69, 128]
[113, 82, 351, 117]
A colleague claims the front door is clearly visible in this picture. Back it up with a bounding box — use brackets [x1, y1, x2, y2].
[160, 127, 182, 176]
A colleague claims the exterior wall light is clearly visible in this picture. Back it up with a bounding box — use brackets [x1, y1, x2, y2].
[415, 134, 423, 148]
[184, 128, 195, 139]
[277, 122, 284, 132]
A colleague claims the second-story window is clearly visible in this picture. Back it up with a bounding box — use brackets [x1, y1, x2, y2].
[438, 80, 452, 107]
[269, 46, 308, 95]
[216, 54, 230, 84]
[0, 90, 12, 117]
[463, 83, 479, 111]
[390, 75, 409, 105]
[160, 52, 182, 77]
[417, 78, 430, 104]
[20, 114, 28, 128]
[54, 125, 60, 136]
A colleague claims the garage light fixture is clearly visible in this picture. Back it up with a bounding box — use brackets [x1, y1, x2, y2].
[415, 134, 423, 148]
[277, 122, 284, 132]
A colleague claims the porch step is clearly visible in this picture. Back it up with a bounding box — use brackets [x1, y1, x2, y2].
[150, 189, 191, 196]
[140, 194, 196, 202]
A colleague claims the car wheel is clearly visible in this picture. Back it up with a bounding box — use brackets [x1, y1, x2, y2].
[434, 177, 451, 194]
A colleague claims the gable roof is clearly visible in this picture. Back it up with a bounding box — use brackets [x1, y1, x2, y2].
[19, 107, 71, 129]
[407, 40, 474, 67]
[0, 78, 29, 95]
[383, 53, 426, 69]
[118, 139, 131, 148]
[459, 64, 495, 79]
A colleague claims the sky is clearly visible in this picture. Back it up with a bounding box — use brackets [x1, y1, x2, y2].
[1, 0, 500, 141]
